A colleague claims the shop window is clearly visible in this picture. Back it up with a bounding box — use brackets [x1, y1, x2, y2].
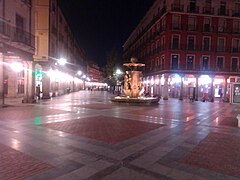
[171, 54, 179, 70]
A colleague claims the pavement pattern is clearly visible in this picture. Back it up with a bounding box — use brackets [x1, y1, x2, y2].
[0, 91, 240, 180]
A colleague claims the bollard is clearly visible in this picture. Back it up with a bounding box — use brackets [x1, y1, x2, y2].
[237, 114, 240, 128]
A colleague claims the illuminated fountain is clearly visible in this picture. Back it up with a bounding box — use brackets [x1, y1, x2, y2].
[111, 58, 160, 105]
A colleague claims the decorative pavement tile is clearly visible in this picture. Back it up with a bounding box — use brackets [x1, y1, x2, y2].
[180, 132, 240, 178]
[0, 143, 53, 180]
[41, 116, 164, 144]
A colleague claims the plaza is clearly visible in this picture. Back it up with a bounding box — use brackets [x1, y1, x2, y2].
[0, 90, 239, 179]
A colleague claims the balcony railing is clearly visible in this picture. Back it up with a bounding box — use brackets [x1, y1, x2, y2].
[171, 4, 184, 12]
[0, 18, 35, 48]
[187, 5, 199, 13]
[12, 27, 35, 47]
[217, 8, 229, 16]
[0, 19, 11, 38]
[232, 10, 240, 17]
[202, 7, 214, 14]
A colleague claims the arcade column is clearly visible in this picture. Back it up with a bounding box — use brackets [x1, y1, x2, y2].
[22, 61, 35, 103]
[224, 76, 229, 100]
[42, 66, 51, 99]
[210, 75, 215, 102]
[163, 74, 169, 100]
[195, 75, 199, 101]
[179, 74, 184, 100]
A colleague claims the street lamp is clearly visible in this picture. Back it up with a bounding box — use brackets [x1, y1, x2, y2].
[77, 70, 82, 76]
[115, 69, 123, 95]
[58, 58, 67, 66]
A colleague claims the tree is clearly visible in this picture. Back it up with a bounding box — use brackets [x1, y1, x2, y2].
[103, 49, 122, 87]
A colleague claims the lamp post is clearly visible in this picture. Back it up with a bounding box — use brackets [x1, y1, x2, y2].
[115, 69, 123, 96]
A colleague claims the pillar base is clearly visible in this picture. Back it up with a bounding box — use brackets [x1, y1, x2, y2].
[22, 98, 36, 103]
[163, 97, 168, 100]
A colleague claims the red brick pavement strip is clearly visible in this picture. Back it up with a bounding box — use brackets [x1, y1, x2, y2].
[41, 116, 164, 144]
[0, 144, 53, 180]
[0, 107, 69, 121]
[219, 117, 238, 127]
[180, 132, 240, 178]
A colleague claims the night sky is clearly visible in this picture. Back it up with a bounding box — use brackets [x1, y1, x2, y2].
[59, 0, 155, 67]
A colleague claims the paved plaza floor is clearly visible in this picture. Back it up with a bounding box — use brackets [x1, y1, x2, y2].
[0, 91, 240, 180]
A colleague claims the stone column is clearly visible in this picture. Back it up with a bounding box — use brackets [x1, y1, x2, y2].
[179, 74, 184, 100]
[23, 61, 36, 103]
[224, 76, 229, 101]
[210, 75, 215, 102]
[42, 66, 51, 99]
[195, 75, 199, 101]
[159, 75, 162, 98]
[163, 74, 169, 100]
[0, 53, 3, 105]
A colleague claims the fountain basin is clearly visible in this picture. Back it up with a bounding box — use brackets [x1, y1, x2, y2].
[111, 96, 160, 105]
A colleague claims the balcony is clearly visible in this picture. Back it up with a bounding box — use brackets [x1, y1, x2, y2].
[0, 19, 11, 38]
[187, 5, 199, 13]
[171, 4, 184, 12]
[202, 7, 214, 15]
[12, 27, 35, 48]
[232, 10, 240, 17]
[0, 18, 35, 49]
[217, 8, 229, 16]
[232, 48, 240, 53]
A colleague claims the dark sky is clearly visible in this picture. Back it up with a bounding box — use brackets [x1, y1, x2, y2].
[59, 0, 155, 67]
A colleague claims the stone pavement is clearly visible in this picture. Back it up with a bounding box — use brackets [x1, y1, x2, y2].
[0, 90, 240, 180]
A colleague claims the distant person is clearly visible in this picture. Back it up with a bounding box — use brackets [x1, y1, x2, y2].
[36, 85, 40, 99]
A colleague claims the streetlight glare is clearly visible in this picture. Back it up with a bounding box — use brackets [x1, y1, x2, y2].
[11, 62, 24, 72]
[116, 69, 123, 75]
[77, 71, 82, 75]
[58, 58, 67, 65]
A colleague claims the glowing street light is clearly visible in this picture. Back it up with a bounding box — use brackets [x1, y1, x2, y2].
[77, 70, 82, 76]
[116, 69, 123, 75]
[58, 58, 67, 66]
[10, 62, 24, 72]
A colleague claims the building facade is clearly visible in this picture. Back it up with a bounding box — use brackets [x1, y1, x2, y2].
[123, 0, 240, 102]
[34, 0, 87, 99]
[0, 0, 35, 103]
